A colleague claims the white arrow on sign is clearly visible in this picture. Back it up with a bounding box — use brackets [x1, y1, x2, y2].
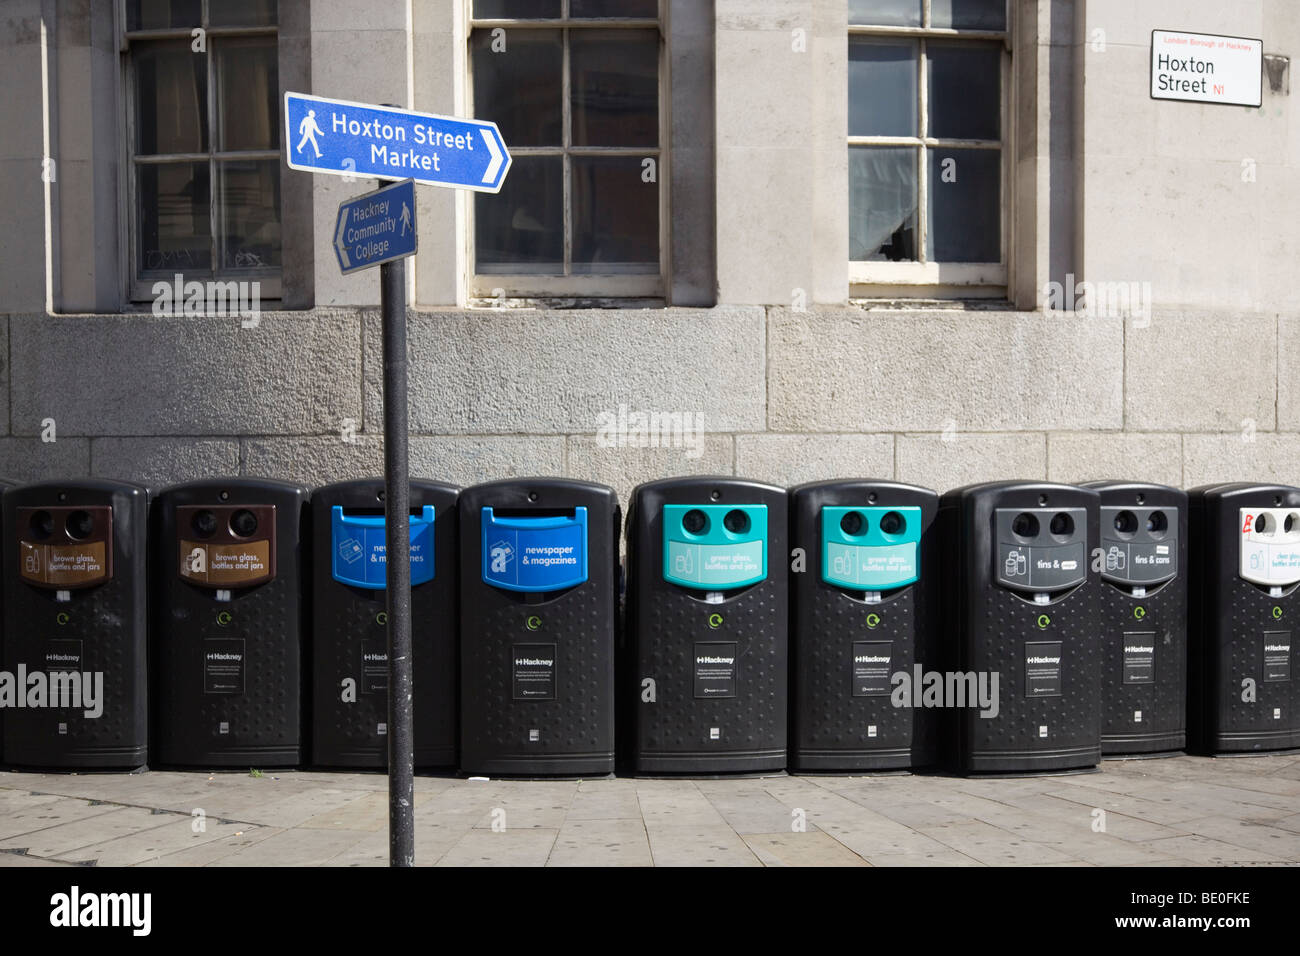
[335, 210, 351, 269]
[481, 129, 503, 185]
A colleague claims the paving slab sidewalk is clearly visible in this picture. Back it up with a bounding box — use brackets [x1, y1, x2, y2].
[0, 754, 1295, 867]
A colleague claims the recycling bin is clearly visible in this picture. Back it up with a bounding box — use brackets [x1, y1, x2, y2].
[152, 478, 309, 767]
[1187, 483, 1300, 753]
[1084, 481, 1187, 756]
[623, 477, 788, 774]
[0, 475, 20, 761]
[2, 480, 148, 769]
[937, 482, 1101, 774]
[789, 480, 939, 771]
[459, 478, 619, 776]
[310, 478, 459, 768]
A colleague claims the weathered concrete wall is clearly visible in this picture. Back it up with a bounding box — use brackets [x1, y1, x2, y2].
[0, 306, 1293, 503]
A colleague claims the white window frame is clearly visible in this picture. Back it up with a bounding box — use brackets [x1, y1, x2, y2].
[118, 0, 282, 304]
[466, 0, 669, 303]
[848, 0, 1011, 298]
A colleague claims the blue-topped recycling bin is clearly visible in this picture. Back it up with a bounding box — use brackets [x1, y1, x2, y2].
[459, 479, 618, 777]
[311, 479, 459, 769]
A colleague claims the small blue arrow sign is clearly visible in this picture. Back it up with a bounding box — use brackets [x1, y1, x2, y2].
[335, 179, 417, 275]
[285, 91, 511, 193]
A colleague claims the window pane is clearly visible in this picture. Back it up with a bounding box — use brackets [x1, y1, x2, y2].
[927, 148, 1000, 262]
[471, 29, 562, 147]
[848, 0, 921, 26]
[127, 0, 201, 31]
[473, 0, 561, 18]
[475, 156, 563, 274]
[849, 147, 917, 261]
[138, 162, 211, 275]
[209, 0, 278, 27]
[218, 159, 280, 271]
[931, 0, 1006, 31]
[571, 156, 658, 274]
[571, 29, 658, 148]
[927, 42, 1000, 140]
[135, 42, 208, 154]
[571, 0, 658, 17]
[216, 38, 279, 151]
[848, 39, 917, 137]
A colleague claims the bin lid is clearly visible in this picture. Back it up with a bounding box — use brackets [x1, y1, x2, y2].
[331, 505, 435, 589]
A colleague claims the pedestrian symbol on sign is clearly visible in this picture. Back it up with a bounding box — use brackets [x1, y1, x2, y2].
[297, 109, 324, 158]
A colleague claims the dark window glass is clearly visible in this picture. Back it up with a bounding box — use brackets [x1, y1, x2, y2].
[473, 0, 561, 18]
[218, 159, 281, 270]
[136, 42, 208, 154]
[471, 28, 563, 147]
[849, 146, 917, 261]
[138, 162, 211, 273]
[570, 29, 658, 147]
[848, 0, 921, 26]
[931, 0, 1006, 31]
[216, 38, 279, 151]
[127, 0, 201, 31]
[927, 42, 1000, 140]
[571, 0, 658, 17]
[209, 0, 278, 27]
[571, 156, 658, 273]
[927, 148, 1000, 262]
[475, 156, 564, 274]
[848, 40, 917, 137]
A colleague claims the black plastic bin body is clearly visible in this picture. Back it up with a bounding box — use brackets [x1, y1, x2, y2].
[624, 477, 788, 774]
[789, 480, 939, 771]
[1084, 481, 1187, 756]
[937, 482, 1101, 774]
[2, 480, 148, 769]
[152, 478, 309, 768]
[459, 478, 619, 776]
[1187, 483, 1300, 754]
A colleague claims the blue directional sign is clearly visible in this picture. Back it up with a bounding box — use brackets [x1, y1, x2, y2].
[285, 91, 511, 193]
[335, 179, 418, 275]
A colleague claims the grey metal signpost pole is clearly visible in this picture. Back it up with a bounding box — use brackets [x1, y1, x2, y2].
[287, 90, 510, 867]
[380, 241, 414, 868]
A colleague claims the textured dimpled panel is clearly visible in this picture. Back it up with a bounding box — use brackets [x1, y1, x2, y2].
[796, 587, 917, 765]
[2, 483, 148, 768]
[964, 584, 1100, 769]
[315, 585, 389, 765]
[1097, 582, 1187, 751]
[637, 573, 786, 755]
[1218, 578, 1299, 746]
[191, 575, 299, 754]
[469, 588, 610, 753]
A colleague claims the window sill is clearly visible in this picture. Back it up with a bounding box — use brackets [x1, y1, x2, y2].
[848, 297, 1014, 311]
[465, 295, 666, 310]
